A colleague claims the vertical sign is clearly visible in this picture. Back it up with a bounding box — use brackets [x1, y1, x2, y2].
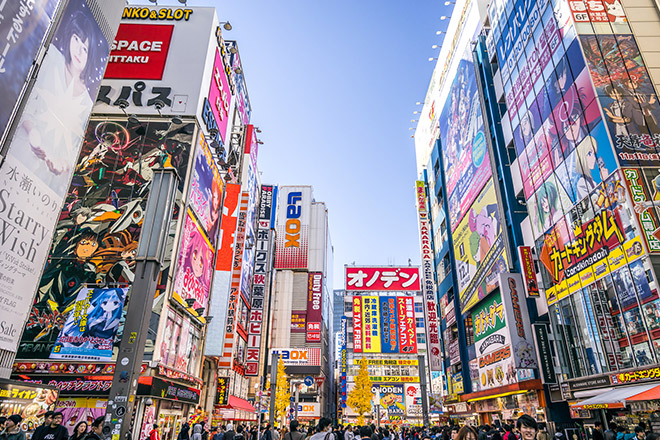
[499, 273, 538, 369]
[207, 47, 232, 146]
[352, 296, 363, 353]
[397, 297, 418, 354]
[533, 323, 557, 384]
[216, 377, 230, 405]
[340, 316, 348, 408]
[379, 296, 399, 353]
[306, 272, 323, 342]
[362, 296, 382, 353]
[275, 187, 311, 269]
[416, 181, 442, 370]
[245, 185, 275, 375]
[518, 246, 539, 297]
[219, 192, 249, 368]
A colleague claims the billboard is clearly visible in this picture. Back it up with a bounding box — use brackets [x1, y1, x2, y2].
[17, 120, 192, 359]
[189, 132, 223, 243]
[224, 40, 252, 124]
[622, 168, 660, 253]
[1, 0, 111, 354]
[379, 296, 399, 353]
[404, 383, 423, 417]
[518, 246, 540, 297]
[499, 273, 537, 370]
[306, 272, 323, 343]
[50, 287, 128, 361]
[352, 296, 363, 353]
[94, 5, 216, 117]
[275, 186, 311, 269]
[206, 47, 232, 146]
[172, 210, 214, 312]
[372, 384, 405, 416]
[0, 0, 60, 142]
[345, 267, 421, 291]
[471, 291, 507, 358]
[269, 348, 321, 366]
[453, 179, 508, 312]
[397, 297, 418, 354]
[215, 183, 241, 271]
[362, 296, 382, 353]
[291, 312, 306, 333]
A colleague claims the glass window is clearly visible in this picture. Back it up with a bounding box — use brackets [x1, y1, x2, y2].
[417, 332, 426, 344]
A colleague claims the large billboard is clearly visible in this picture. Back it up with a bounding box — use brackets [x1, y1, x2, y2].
[379, 296, 399, 353]
[306, 272, 323, 343]
[269, 348, 321, 366]
[94, 6, 216, 117]
[206, 47, 232, 147]
[352, 296, 363, 353]
[275, 186, 312, 269]
[189, 132, 223, 243]
[1, 0, 111, 354]
[362, 296, 382, 353]
[17, 119, 192, 359]
[345, 267, 421, 291]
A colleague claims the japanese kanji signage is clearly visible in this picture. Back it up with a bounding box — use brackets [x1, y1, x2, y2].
[104, 24, 174, 80]
[471, 291, 507, 356]
[567, 0, 627, 23]
[622, 168, 660, 254]
[362, 296, 381, 353]
[397, 297, 417, 354]
[612, 367, 660, 384]
[306, 272, 323, 343]
[215, 377, 230, 405]
[275, 186, 311, 269]
[352, 296, 363, 353]
[345, 267, 421, 291]
[415, 181, 442, 371]
[518, 246, 539, 297]
[245, 187, 273, 375]
[379, 297, 399, 353]
[291, 312, 306, 333]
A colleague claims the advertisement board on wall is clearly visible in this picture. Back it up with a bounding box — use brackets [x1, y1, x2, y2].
[518, 246, 540, 297]
[499, 273, 538, 370]
[275, 186, 312, 269]
[269, 348, 321, 366]
[397, 297, 418, 354]
[189, 132, 223, 243]
[622, 168, 660, 253]
[345, 267, 421, 291]
[2, 0, 111, 354]
[379, 296, 399, 353]
[239, 158, 259, 304]
[306, 272, 323, 343]
[372, 384, 405, 416]
[224, 40, 251, 124]
[362, 296, 382, 353]
[94, 5, 216, 116]
[352, 296, 363, 353]
[17, 119, 192, 359]
[404, 383, 422, 417]
[206, 47, 232, 147]
[471, 291, 507, 357]
[291, 312, 306, 332]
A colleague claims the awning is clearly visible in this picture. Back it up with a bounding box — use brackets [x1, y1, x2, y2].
[571, 384, 658, 410]
[226, 395, 256, 413]
[625, 384, 660, 402]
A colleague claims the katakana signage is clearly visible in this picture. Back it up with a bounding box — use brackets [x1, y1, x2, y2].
[345, 267, 421, 291]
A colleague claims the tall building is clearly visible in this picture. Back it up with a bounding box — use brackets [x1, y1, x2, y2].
[416, 0, 660, 426]
[268, 185, 334, 422]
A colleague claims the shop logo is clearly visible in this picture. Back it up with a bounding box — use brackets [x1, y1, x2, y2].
[285, 191, 302, 247]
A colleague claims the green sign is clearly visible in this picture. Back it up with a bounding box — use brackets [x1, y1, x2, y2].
[471, 291, 505, 342]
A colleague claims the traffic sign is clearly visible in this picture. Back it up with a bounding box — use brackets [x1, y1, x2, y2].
[304, 376, 314, 386]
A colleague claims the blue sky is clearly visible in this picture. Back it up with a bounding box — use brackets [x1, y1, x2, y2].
[136, 0, 451, 289]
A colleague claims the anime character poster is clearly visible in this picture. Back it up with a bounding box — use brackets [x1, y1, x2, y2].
[452, 178, 508, 312]
[50, 287, 127, 361]
[526, 173, 573, 239]
[438, 55, 491, 232]
[17, 120, 193, 359]
[172, 211, 214, 312]
[56, 398, 107, 435]
[189, 133, 223, 244]
[580, 34, 660, 166]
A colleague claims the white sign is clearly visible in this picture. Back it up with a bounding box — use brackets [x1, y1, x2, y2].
[270, 348, 321, 366]
[296, 402, 320, 418]
[404, 383, 422, 417]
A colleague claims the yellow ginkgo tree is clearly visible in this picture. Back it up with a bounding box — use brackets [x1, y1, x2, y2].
[347, 356, 373, 425]
[274, 356, 291, 426]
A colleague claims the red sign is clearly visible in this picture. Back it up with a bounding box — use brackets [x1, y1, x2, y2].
[345, 267, 421, 291]
[397, 297, 417, 354]
[352, 296, 363, 353]
[306, 273, 323, 343]
[105, 24, 174, 80]
[315, 377, 325, 387]
[291, 311, 306, 333]
[215, 184, 241, 271]
[518, 246, 539, 297]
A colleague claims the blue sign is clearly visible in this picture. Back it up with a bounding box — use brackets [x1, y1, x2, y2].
[304, 376, 314, 386]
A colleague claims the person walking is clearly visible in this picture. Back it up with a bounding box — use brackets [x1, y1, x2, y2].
[150, 425, 161, 440]
[605, 424, 617, 440]
[69, 422, 88, 440]
[34, 412, 68, 440]
[213, 426, 225, 440]
[0, 415, 25, 440]
[179, 425, 191, 440]
[309, 419, 333, 440]
[286, 421, 305, 440]
[83, 417, 104, 440]
[593, 423, 604, 440]
[516, 416, 538, 440]
[226, 425, 237, 440]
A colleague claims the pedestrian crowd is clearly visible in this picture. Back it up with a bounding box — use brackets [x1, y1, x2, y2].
[0, 411, 104, 440]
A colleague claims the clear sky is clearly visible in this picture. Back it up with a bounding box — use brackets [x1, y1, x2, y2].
[135, 0, 452, 290]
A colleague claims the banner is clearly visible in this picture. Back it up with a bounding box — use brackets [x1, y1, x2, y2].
[372, 384, 405, 416]
[215, 183, 241, 271]
[518, 246, 539, 297]
[352, 296, 363, 353]
[379, 296, 399, 353]
[471, 291, 507, 357]
[499, 273, 538, 370]
[362, 296, 381, 353]
[396, 297, 417, 354]
[50, 287, 127, 361]
[622, 168, 660, 253]
[275, 187, 311, 269]
[291, 312, 306, 333]
[345, 267, 421, 291]
[404, 383, 423, 417]
[207, 47, 233, 146]
[56, 398, 106, 435]
[306, 272, 323, 343]
[172, 210, 214, 312]
[189, 132, 223, 242]
[339, 316, 348, 408]
[215, 377, 230, 405]
[269, 348, 321, 366]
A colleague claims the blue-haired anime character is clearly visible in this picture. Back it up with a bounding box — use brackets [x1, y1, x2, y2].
[60, 288, 126, 343]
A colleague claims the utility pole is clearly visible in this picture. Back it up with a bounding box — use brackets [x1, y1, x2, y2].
[269, 351, 277, 427]
[104, 169, 178, 440]
[418, 355, 430, 427]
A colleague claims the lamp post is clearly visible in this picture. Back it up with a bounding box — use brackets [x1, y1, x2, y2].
[418, 355, 431, 427]
[104, 168, 179, 440]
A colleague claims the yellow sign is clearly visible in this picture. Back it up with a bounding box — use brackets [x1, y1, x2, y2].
[122, 7, 193, 21]
[546, 236, 644, 306]
[362, 296, 381, 353]
[354, 359, 418, 365]
[369, 376, 418, 383]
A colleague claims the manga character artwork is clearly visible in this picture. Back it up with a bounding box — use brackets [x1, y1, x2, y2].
[18, 120, 193, 359]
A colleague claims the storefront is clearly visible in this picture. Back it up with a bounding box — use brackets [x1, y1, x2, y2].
[0, 379, 58, 437]
[460, 380, 546, 425]
[445, 401, 478, 426]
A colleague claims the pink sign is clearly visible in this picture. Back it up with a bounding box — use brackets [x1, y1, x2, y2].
[345, 267, 421, 291]
[208, 48, 232, 145]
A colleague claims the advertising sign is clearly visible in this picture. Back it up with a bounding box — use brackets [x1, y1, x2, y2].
[533, 323, 557, 384]
[172, 210, 214, 311]
[291, 312, 306, 333]
[369, 376, 419, 383]
[18, 376, 112, 396]
[50, 287, 128, 361]
[275, 186, 311, 269]
[471, 291, 507, 357]
[404, 383, 422, 417]
[216, 183, 242, 271]
[499, 273, 538, 369]
[355, 359, 418, 366]
[567, 0, 627, 23]
[476, 345, 516, 391]
[352, 296, 363, 353]
[0, 0, 60, 142]
[306, 272, 323, 343]
[94, 6, 216, 116]
[362, 296, 382, 353]
[258, 185, 277, 226]
[148, 377, 201, 404]
[397, 297, 418, 354]
[215, 377, 229, 405]
[622, 168, 660, 253]
[379, 296, 399, 353]
[189, 132, 223, 242]
[269, 348, 321, 366]
[57, 398, 106, 435]
[239, 159, 259, 304]
[518, 246, 540, 296]
[345, 267, 421, 291]
[224, 40, 251, 124]
[454, 179, 508, 312]
[340, 316, 348, 408]
[104, 23, 174, 79]
[372, 384, 405, 416]
[296, 402, 321, 418]
[1, 0, 110, 354]
[207, 47, 232, 146]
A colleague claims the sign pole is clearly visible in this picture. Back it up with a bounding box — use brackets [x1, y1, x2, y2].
[269, 351, 277, 427]
[418, 355, 430, 427]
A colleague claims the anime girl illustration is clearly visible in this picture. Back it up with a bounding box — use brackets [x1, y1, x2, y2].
[468, 203, 500, 267]
[208, 179, 223, 238]
[91, 231, 139, 284]
[187, 232, 211, 283]
[173, 213, 213, 311]
[535, 180, 562, 233]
